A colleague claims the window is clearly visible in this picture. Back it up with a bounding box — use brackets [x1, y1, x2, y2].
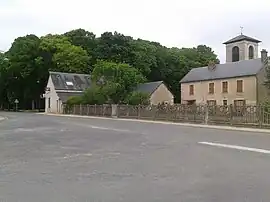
[234, 100, 245, 106]
[223, 100, 228, 106]
[249, 46, 254, 59]
[187, 100, 196, 105]
[232, 46, 240, 62]
[207, 100, 216, 106]
[234, 100, 246, 116]
[209, 83, 214, 94]
[66, 81, 73, 86]
[48, 97, 51, 108]
[222, 81, 228, 93]
[236, 80, 243, 92]
[189, 85, 194, 95]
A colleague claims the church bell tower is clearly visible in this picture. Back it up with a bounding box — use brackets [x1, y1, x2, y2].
[223, 31, 261, 63]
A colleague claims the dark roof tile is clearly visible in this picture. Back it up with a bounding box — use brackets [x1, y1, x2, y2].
[180, 58, 262, 83]
[135, 81, 163, 95]
[223, 34, 261, 44]
[50, 71, 91, 91]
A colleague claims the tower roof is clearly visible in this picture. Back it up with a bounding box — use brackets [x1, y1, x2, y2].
[223, 34, 261, 45]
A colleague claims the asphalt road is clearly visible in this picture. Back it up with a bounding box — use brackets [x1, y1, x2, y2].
[1, 112, 270, 202]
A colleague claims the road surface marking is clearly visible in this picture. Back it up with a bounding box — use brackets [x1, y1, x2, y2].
[199, 141, 270, 154]
[90, 125, 132, 132]
[68, 122, 133, 133]
[91, 126, 111, 130]
[63, 153, 93, 159]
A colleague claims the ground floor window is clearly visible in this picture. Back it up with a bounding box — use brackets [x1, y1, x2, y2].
[234, 100, 246, 106]
[48, 97, 51, 108]
[207, 100, 216, 106]
[207, 100, 217, 115]
[187, 100, 196, 105]
[233, 100, 246, 116]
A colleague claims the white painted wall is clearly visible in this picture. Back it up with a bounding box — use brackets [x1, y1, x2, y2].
[45, 76, 61, 113]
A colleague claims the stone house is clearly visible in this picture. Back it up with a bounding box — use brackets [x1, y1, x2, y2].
[180, 34, 269, 106]
[44, 72, 91, 113]
[45, 72, 174, 113]
[136, 81, 174, 105]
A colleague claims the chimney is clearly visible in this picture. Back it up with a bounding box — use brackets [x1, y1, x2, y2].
[208, 61, 216, 71]
[261, 49, 268, 63]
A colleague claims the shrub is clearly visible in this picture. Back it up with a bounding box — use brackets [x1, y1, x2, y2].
[66, 96, 83, 107]
[82, 87, 107, 105]
[124, 91, 150, 105]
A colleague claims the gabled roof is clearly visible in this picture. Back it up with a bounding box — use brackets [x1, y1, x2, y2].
[50, 71, 91, 91]
[223, 34, 261, 45]
[180, 58, 263, 83]
[135, 81, 163, 95]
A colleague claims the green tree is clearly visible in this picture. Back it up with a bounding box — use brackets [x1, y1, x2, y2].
[64, 29, 96, 68]
[64, 29, 96, 52]
[129, 39, 158, 76]
[6, 34, 44, 109]
[196, 45, 220, 65]
[81, 86, 107, 105]
[148, 45, 219, 102]
[91, 60, 146, 103]
[95, 32, 134, 64]
[0, 52, 10, 108]
[39, 34, 90, 73]
[2, 28, 220, 109]
[124, 91, 150, 105]
[66, 96, 83, 106]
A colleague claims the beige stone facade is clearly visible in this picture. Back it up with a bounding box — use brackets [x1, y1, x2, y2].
[181, 76, 258, 105]
[150, 83, 174, 105]
[180, 34, 269, 106]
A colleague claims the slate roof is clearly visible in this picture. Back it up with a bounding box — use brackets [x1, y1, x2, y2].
[57, 81, 167, 102]
[135, 81, 163, 95]
[49, 71, 170, 101]
[57, 92, 84, 103]
[223, 34, 261, 44]
[50, 71, 91, 91]
[180, 58, 263, 83]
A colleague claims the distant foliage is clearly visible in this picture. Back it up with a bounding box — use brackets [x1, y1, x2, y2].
[264, 61, 270, 89]
[66, 96, 83, 106]
[261, 100, 270, 113]
[81, 86, 107, 105]
[124, 91, 150, 105]
[0, 28, 219, 109]
[91, 60, 146, 104]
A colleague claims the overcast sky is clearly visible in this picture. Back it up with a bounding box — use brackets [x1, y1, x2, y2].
[1, 0, 270, 63]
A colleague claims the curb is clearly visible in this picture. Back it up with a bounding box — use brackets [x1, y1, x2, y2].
[42, 113, 270, 134]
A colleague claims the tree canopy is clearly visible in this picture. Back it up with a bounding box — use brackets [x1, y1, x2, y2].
[91, 60, 146, 104]
[0, 28, 219, 109]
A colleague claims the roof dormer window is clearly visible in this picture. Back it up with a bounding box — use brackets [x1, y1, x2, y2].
[66, 81, 73, 86]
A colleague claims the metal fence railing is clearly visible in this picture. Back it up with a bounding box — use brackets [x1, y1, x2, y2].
[62, 104, 270, 129]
